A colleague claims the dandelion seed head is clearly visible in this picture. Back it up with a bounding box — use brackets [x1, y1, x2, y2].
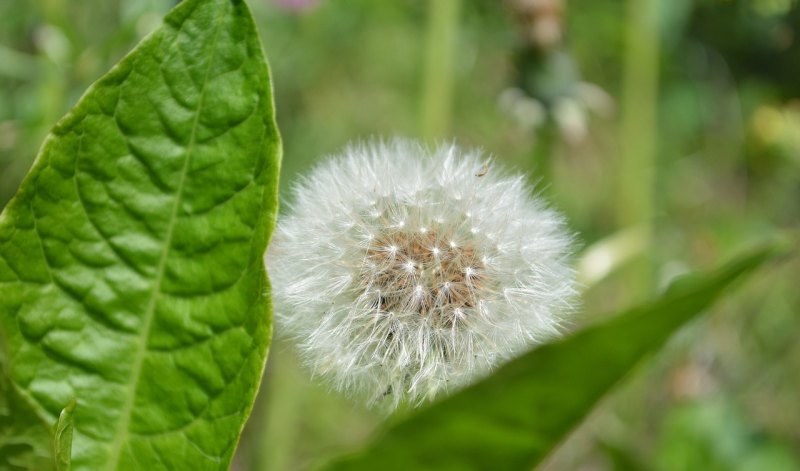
[267, 139, 577, 409]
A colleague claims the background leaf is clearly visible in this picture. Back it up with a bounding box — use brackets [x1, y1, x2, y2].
[322, 247, 777, 471]
[0, 340, 54, 471]
[54, 398, 76, 471]
[0, 0, 281, 469]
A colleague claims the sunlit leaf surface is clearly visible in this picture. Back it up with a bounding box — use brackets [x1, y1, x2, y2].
[0, 0, 281, 468]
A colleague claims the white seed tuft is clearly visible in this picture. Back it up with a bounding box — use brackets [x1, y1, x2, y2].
[267, 139, 577, 409]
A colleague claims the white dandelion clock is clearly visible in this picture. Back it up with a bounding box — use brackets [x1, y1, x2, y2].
[267, 139, 576, 409]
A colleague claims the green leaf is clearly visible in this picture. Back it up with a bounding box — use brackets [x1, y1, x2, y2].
[322, 247, 777, 471]
[54, 399, 77, 471]
[0, 0, 281, 468]
[0, 341, 54, 471]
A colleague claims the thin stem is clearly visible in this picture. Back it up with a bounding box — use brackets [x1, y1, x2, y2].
[251, 348, 305, 471]
[420, 0, 461, 142]
[618, 0, 660, 299]
[532, 117, 557, 195]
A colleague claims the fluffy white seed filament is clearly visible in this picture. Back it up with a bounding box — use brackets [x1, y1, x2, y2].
[267, 139, 576, 408]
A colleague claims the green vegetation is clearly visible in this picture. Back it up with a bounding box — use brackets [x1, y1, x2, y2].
[0, 0, 797, 470]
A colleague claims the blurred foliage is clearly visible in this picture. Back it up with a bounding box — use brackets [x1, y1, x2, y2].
[1, 0, 798, 470]
[655, 396, 800, 471]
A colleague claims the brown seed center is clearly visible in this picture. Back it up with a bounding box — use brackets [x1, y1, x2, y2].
[360, 228, 484, 323]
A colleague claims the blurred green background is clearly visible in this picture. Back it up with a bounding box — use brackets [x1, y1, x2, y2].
[1, 0, 798, 470]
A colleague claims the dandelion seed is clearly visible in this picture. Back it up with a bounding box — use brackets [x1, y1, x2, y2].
[267, 139, 576, 409]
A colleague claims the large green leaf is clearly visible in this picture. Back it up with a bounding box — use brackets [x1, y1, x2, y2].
[322, 247, 776, 471]
[0, 0, 281, 468]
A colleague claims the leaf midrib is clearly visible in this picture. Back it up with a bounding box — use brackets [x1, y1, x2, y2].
[105, 4, 228, 469]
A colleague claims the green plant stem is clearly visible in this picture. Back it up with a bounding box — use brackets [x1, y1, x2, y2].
[33, 0, 69, 135]
[251, 348, 305, 471]
[420, 0, 461, 142]
[532, 118, 557, 195]
[618, 0, 660, 300]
